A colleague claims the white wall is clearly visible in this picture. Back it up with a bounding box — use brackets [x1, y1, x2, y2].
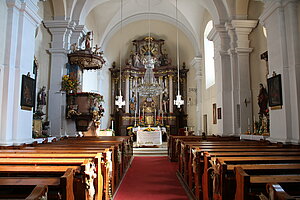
[0, 1, 7, 67]
[0, 1, 7, 135]
[35, 1, 53, 120]
[201, 10, 217, 135]
[248, 0, 267, 124]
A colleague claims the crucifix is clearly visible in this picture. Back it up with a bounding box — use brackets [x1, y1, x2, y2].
[260, 51, 269, 80]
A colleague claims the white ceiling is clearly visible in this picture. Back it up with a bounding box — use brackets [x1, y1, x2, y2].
[85, 0, 210, 56]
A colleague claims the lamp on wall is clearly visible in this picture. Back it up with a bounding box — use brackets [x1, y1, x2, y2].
[174, 0, 184, 108]
[135, 0, 163, 97]
[115, 0, 125, 108]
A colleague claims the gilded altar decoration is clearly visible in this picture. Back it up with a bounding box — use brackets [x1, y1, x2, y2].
[66, 92, 104, 131]
[110, 36, 188, 135]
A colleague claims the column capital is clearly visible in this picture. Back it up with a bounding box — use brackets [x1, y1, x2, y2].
[6, 0, 22, 9]
[208, 24, 230, 52]
[190, 57, 203, 78]
[44, 20, 70, 31]
[231, 20, 258, 49]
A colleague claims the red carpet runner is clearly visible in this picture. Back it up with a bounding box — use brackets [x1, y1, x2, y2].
[114, 156, 189, 200]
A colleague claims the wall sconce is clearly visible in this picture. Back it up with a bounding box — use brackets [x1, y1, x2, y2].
[244, 98, 250, 107]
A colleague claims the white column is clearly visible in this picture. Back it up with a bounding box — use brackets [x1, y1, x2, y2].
[0, 0, 41, 145]
[169, 75, 174, 113]
[232, 20, 258, 134]
[226, 23, 240, 135]
[191, 57, 203, 135]
[208, 25, 233, 136]
[260, 0, 300, 143]
[44, 20, 71, 137]
[125, 74, 130, 113]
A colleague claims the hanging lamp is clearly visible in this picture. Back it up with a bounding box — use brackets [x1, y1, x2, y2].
[115, 0, 125, 108]
[174, 0, 184, 108]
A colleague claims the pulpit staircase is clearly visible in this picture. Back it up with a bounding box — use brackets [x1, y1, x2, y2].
[133, 142, 168, 156]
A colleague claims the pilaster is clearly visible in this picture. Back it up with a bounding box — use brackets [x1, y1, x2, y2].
[191, 57, 203, 135]
[208, 24, 233, 136]
[44, 20, 70, 137]
[226, 22, 239, 135]
[231, 20, 258, 134]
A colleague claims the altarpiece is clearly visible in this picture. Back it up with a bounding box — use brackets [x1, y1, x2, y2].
[110, 37, 188, 136]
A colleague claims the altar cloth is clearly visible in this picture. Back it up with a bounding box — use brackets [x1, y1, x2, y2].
[136, 130, 162, 146]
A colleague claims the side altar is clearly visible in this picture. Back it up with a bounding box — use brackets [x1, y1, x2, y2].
[110, 37, 188, 136]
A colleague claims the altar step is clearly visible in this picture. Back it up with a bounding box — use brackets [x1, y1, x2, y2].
[133, 142, 168, 157]
[133, 147, 168, 156]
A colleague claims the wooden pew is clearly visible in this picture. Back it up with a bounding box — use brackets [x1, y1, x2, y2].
[0, 136, 133, 200]
[208, 156, 300, 200]
[24, 141, 123, 194]
[235, 167, 300, 200]
[266, 183, 300, 200]
[0, 168, 74, 200]
[191, 150, 300, 200]
[168, 136, 240, 162]
[178, 141, 300, 200]
[25, 185, 48, 200]
[0, 150, 106, 199]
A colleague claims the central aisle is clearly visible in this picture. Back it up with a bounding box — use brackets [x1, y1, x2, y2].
[113, 156, 189, 200]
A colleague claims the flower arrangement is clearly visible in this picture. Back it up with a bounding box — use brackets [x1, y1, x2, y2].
[144, 127, 155, 132]
[61, 75, 79, 93]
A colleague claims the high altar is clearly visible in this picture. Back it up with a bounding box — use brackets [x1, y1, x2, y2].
[110, 37, 188, 136]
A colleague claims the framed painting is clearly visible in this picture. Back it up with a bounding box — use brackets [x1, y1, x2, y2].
[267, 74, 283, 107]
[213, 103, 217, 124]
[20, 75, 36, 110]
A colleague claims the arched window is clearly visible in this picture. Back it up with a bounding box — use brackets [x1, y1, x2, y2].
[204, 20, 215, 89]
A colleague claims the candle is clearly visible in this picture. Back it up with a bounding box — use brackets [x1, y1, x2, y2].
[139, 108, 141, 123]
[112, 120, 114, 131]
[247, 118, 250, 126]
[154, 109, 156, 125]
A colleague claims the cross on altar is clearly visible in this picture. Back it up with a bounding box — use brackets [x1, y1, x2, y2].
[115, 95, 125, 108]
[174, 94, 184, 108]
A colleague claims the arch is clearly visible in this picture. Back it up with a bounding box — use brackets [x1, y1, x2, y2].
[236, 0, 250, 19]
[100, 12, 201, 57]
[51, 0, 67, 19]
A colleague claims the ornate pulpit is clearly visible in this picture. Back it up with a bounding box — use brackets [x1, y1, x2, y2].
[110, 37, 188, 136]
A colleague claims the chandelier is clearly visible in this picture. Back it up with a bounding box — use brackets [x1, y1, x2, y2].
[135, 0, 163, 97]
